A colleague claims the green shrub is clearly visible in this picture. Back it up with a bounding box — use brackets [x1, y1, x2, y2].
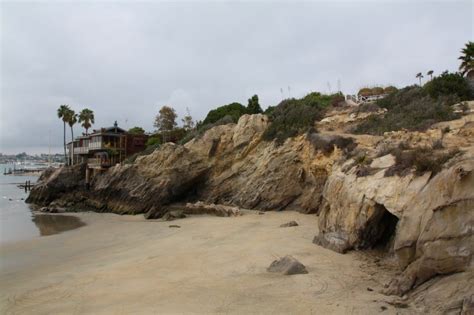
[262, 99, 325, 144]
[201, 102, 248, 125]
[262, 92, 341, 144]
[263, 105, 276, 116]
[384, 147, 460, 177]
[384, 86, 398, 94]
[128, 126, 145, 135]
[302, 92, 343, 108]
[146, 136, 161, 147]
[424, 71, 472, 100]
[247, 94, 263, 114]
[354, 86, 460, 135]
[307, 132, 357, 155]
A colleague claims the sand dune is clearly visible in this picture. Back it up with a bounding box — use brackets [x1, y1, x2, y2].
[0, 211, 407, 314]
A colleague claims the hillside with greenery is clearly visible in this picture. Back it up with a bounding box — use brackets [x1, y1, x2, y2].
[353, 72, 472, 135]
[262, 92, 343, 144]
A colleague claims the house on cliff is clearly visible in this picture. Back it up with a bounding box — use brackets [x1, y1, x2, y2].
[67, 121, 148, 169]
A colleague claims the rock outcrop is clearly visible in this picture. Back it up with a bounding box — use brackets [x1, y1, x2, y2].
[267, 255, 308, 275]
[27, 111, 474, 305]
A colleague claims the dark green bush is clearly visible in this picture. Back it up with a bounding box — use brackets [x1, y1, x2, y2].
[384, 147, 460, 177]
[201, 102, 248, 125]
[306, 132, 357, 155]
[302, 92, 343, 108]
[146, 136, 161, 147]
[262, 99, 325, 144]
[424, 71, 472, 100]
[262, 92, 342, 144]
[128, 126, 145, 135]
[146, 128, 187, 146]
[247, 94, 263, 114]
[354, 86, 460, 135]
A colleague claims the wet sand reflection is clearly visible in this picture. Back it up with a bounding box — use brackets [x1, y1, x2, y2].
[32, 214, 86, 236]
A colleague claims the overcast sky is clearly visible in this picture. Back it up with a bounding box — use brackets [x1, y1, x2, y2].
[0, 0, 472, 154]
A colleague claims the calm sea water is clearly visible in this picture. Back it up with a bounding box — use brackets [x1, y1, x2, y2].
[0, 164, 84, 244]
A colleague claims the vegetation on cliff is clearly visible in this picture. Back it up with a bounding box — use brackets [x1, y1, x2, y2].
[353, 72, 472, 135]
[262, 92, 342, 144]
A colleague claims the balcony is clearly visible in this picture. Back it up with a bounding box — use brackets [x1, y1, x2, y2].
[88, 141, 104, 150]
[73, 146, 89, 154]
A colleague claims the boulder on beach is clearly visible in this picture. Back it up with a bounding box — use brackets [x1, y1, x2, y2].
[267, 255, 308, 275]
[280, 221, 298, 227]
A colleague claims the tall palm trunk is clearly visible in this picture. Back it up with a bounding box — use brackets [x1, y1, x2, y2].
[63, 121, 67, 166]
[70, 126, 74, 166]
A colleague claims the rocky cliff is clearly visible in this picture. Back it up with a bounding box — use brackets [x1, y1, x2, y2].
[27, 111, 474, 311]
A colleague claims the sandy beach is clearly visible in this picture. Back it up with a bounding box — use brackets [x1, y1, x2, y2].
[0, 211, 407, 314]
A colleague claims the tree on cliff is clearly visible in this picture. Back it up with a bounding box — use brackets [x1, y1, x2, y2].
[67, 110, 78, 165]
[202, 102, 247, 125]
[459, 41, 474, 76]
[247, 94, 263, 114]
[128, 126, 145, 135]
[416, 72, 424, 86]
[154, 106, 177, 143]
[181, 107, 195, 131]
[57, 104, 72, 165]
[78, 108, 95, 135]
[427, 70, 434, 81]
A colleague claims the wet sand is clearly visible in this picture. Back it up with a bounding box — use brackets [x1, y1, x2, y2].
[0, 211, 407, 314]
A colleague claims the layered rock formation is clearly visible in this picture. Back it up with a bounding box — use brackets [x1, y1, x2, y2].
[27, 111, 474, 308]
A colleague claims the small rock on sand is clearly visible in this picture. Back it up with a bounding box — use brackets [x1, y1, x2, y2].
[162, 210, 186, 221]
[280, 221, 298, 227]
[267, 255, 308, 275]
[169, 225, 181, 228]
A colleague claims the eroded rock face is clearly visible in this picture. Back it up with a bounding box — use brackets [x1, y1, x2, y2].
[315, 152, 474, 295]
[28, 144, 210, 217]
[27, 112, 474, 302]
[26, 164, 86, 205]
[28, 114, 333, 216]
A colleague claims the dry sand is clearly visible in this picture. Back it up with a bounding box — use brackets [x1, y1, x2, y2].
[0, 211, 409, 314]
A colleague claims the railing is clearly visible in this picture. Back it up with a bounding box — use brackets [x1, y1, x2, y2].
[87, 157, 111, 168]
[74, 146, 89, 154]
[88, 141, 103, 150]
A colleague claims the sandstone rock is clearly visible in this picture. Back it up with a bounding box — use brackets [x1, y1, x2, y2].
[25, 112, 474, 307]
[26, 164, 86, 205]
[315, 153, 474, 296]
[161, 210, 186, 221]
[39, 207, 49, 212]
[267, 255, 308, 275]
[370, 154, 395, 168]
[181, 202, 241, 217]
[231, 114, 269, 148]
[280, 221, 299, 227]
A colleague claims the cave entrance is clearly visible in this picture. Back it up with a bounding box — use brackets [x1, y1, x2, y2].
[360, 203, 399, 252]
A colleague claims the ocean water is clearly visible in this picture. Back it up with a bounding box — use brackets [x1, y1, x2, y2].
[0, 164, 84, 244]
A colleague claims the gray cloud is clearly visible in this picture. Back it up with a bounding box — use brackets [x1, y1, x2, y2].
[1, 0, 472, 153]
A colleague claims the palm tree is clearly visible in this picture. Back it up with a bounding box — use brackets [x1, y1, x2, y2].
[78, 108, 95, 135]
[67, 109, 77, 165]
[416, 72, 424, 86]
[57, 104, 71, 165]
[459, 41, 474, 76]
[427, 70, 434, 80]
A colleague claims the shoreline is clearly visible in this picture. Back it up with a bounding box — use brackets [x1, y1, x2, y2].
[0, 211, 406, 314]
